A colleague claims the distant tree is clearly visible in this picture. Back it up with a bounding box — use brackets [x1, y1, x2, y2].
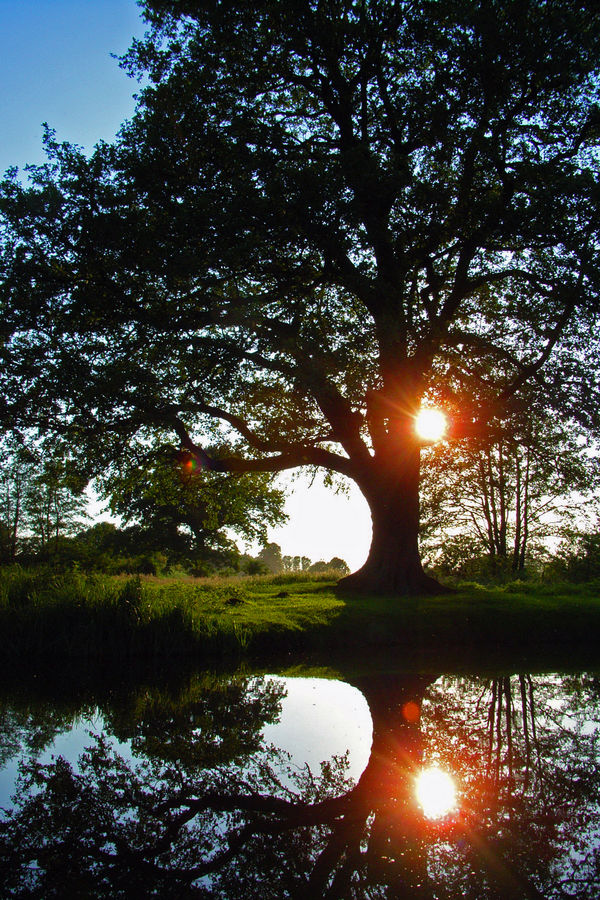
[2, 1, 600, 594]
[0, 441, 33, 562]
[549, 528, 600, 583]
[258, 542, 284, 574]
[241, 555, 269, 576]
[420, 406, 599, 575]
[23, 455, 88, 560]
[282, 554, 312, 572]
[309, 557, 350, 575]
[0, 441, 88, 563]
[70, 521, 122, 570]
[100, 446, 287, 563]
[327, 557, 351, 575]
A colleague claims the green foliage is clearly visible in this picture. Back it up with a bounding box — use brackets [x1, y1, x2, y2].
[282, 553, 312, 572]
[0, 440, 88, 563]
[0, 440, 287, 576]
[309, 557, 350, 575]
[101, 446, 287, 556]
[257, 542, 284, 574]
[546, 530, 600, 583]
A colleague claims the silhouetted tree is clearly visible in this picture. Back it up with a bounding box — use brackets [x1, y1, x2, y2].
[2, 1, 600, 593]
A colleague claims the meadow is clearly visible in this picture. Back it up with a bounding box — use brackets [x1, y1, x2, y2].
[2, 566, 600, 670]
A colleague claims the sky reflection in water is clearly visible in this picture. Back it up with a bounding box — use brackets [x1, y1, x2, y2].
[1, 668, 600, 897]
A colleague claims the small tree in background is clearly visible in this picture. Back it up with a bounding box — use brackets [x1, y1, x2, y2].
[0, 440, 33, 562]
[0, 441, 89, 564]
[309, 557, 350, 575]
[420, 405, 599, 577]
[548, 528, 600, 583]
[101, 446, 287, 571]
[258, 543, 284, 575]
[23, 456, 89, 561]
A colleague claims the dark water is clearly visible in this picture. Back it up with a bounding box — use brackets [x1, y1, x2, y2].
[1, 658, 599, 898]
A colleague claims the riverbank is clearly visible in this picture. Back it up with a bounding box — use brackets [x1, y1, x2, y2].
[2, 568, 600, 667]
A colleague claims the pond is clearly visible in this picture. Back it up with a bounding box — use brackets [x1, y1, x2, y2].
[1, 657, 599, 898]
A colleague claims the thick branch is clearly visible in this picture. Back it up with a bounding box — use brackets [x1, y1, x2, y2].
[183, 400, 333, 455]
[168, 414, 356, 478]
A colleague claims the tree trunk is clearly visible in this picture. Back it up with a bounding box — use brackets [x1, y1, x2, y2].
[512, 455, 522, 571]
[337, 450, 447, 596]
[518, 445, 531, 571]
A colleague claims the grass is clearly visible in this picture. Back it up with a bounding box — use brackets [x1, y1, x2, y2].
[1, 566, 600, 668]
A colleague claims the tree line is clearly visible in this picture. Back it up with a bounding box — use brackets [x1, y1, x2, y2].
[1, 430, 596, 583]
[0, 439, 350, 576]
[420, 394, 600, 580]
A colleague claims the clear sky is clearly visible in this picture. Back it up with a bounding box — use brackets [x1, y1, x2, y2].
[0, 0, 145, 173]
[1, 0, 372, 570]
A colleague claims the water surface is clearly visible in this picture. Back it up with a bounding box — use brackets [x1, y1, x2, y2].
[1, 660, 599, 897]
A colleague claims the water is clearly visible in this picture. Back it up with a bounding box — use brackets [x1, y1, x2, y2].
[1, 661, 599, 898]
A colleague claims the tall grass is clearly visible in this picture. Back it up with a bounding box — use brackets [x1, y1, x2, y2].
[2, 567, 600, 668]
[0, 567, 249, 663]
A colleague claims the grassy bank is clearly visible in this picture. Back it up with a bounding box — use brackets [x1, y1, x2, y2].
[2, 567, 600, 667]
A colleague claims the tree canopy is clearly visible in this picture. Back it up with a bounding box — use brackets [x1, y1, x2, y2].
[1, 0, 600, 593]
[101, 445, 287, 557]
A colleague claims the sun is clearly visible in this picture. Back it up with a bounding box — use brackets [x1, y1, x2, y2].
[415, 766, 457, 819]
[414, 407, 447, 442]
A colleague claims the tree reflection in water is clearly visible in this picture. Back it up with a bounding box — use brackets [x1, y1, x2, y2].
[1, 671, 600, 898]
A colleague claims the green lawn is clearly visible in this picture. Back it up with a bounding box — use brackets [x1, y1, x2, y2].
[2, 568, 600, 668]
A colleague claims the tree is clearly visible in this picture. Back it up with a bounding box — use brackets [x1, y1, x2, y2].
[0, 440, 88, 563]
[2, 0, 600, 594]
[258, 542, 284, 574]
[22, 455, 89, 560]
[309, 556, 350, 575]
[549, 526, 600, 582]
[101, 446, 287, 565]
[282, 554, 312, 572]
[0, 440, 32, 562]
[420, 404, 600, 576]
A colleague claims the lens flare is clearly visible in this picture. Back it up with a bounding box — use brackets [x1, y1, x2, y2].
[415, 767, 457, 819]
[415, 408, 447, 442]
[182, 455, 202, 474]
[401, 701, 420, 724]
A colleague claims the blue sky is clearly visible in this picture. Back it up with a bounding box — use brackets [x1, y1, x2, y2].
[0, 0, 144, 173]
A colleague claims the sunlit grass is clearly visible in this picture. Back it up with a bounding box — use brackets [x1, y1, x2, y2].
[1, 567, 600, 668]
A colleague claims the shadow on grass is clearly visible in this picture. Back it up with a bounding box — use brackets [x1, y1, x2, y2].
[1, 568, 600, 671]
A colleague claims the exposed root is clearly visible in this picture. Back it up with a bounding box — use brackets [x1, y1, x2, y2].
[335, 568, 453, 597]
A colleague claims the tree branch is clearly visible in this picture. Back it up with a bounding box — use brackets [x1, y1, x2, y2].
[168, 413, 356, 478]
[499, 274, 587, 402]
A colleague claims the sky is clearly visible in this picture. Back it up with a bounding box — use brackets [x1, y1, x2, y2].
[1, 0, 372, 570]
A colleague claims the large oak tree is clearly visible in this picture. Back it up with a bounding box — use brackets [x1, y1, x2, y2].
[2, 0, 600, 594]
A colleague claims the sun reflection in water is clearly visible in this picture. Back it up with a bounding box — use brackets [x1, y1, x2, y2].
[415, 766, 457, 819]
